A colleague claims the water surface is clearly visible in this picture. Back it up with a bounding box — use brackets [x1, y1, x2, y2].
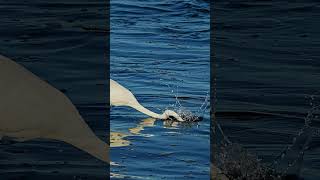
[214, 1, 320, 179]
[110, 0, 210, 179]
[0, 1, 107, 179]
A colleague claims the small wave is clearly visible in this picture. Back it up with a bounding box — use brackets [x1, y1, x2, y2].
[213, 95, 320, 179]
[216, 111, 304, 120]
[222, 2, 274, 9]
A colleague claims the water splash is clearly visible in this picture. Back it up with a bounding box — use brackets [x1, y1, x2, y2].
[272, 95, 320, 178]
[214, 95, 320, 180]
[163, 82, 209, 124]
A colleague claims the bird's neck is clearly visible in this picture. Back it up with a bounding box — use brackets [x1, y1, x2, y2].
[129, 101, 164, 119]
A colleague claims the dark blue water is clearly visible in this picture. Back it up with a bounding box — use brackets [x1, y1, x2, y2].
[110, 0, 210, 179]
[215, 1, 320, 179]
[0, 1, 107, 179]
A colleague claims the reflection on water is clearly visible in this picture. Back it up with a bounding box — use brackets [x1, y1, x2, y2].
[129, 118, 156, 135]
[111, 132, 130, 148]
[110, 118, 163, 179]
[111, 118, 155, 148]
[111, 117, 180, 148]
[111, 116, 206, 179]
[110, 172, 146, 180]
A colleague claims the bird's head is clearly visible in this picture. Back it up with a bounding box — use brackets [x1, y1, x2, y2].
[161, 109, 203, 122]
[161, 110, 185, 122]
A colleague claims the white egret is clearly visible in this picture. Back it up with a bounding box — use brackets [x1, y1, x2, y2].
[110, 79, 184, 122]
[0, 55, 109, 163]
